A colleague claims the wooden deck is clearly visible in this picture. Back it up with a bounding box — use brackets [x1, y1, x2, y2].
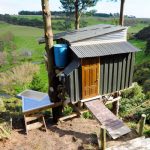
[85, 99, 131, 139]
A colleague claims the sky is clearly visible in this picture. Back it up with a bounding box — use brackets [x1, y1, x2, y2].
[0, 0, 150, 18]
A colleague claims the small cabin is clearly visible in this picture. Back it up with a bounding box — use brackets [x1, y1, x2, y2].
[43, 24, 140, 103]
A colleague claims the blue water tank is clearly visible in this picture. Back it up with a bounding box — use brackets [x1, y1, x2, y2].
[54, 44, 68, 68]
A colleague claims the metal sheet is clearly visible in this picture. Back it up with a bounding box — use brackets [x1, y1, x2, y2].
[70, 42, 140, 58]
[64, 58, 80, 75]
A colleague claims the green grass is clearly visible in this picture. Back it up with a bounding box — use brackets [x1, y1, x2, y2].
[128, 23, 149, 34]
[129, 39, 150, 64]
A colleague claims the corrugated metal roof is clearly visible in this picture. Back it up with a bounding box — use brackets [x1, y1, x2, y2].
[54, 24, 127, 43]
[39, 24, 127, 44]
[70, 42, 140, 58]
[64, 58, 80, 75]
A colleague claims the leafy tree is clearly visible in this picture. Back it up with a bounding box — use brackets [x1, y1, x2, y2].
[60, 0, 98, 29]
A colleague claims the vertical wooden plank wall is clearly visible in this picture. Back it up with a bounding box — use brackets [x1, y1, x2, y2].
[66, 52, 135, 102]
[66, 68, 81, 103]
[100, 52, 135, 95]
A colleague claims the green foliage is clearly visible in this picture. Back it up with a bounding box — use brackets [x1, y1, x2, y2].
[1, 97, 22, 116]
[135, 25, 150, 40]
[82, 111, 93, 119]
[60, 0, 98, 14]
[0, 98, 6, 112]
[0, 62, 39, 95]
[63, 106, 73, 116]
[122, 83, 145, 99]
[135, 107, 150, 124]
[145, 39, 150, 55]
[29, 73, 47, 92]
[120, 83, 145, 116]
[134, 60, 150, 93]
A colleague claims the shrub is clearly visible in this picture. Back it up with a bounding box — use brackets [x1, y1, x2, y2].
[63, 106, 73, 116]
[29, 73, 46, 92]
[145, 39, 150, 55]
[134, 60, 150, 88]
[0, 62, 39, 95]
[143, 79, 150, 93]
[82, 111, 93, 119]
[120, 83, 145, 116]
[121, 83, 145, 99]
[135, 26, 150, 40]
[0, 98, 6, 112]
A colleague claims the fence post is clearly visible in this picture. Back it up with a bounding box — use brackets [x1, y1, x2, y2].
[139, 114, 146, 136]
[100, 126, 106, 150]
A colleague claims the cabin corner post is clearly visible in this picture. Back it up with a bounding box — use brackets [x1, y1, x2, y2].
[41, 0, 62, 122]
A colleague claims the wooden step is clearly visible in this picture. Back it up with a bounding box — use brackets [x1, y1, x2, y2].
[27, 122, 43, 131]
[25, 114, 43, 122]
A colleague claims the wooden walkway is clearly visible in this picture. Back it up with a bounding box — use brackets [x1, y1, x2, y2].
[106, 136, 150, 150]
[85, 99, 131, 139]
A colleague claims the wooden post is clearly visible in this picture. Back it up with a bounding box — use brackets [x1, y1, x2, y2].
[100, 127, 106, 150]
[119, 0, 125, 26]
[139, 114, 146, 136]
[41, 0, 62, 122]
[112, 100, 119, 116]
[75, 0, 79, 29]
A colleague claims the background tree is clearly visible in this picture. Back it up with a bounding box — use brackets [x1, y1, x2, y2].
[60, 0, 98, 29]
[102, 0, 125, 26]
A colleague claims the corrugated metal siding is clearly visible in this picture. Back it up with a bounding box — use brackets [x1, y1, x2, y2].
[70, 42, 140, 58]
[65, 53, 135, 102]
[100, 53, 135, 95]
[65, 68, 81, 103]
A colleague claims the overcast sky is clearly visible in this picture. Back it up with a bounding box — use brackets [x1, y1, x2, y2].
[0, 0, 149, 18]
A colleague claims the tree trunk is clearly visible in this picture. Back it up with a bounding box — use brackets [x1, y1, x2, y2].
[75, 0, 79, 30]
[119, 0, 125, 26]
[41, 0, 62, 123]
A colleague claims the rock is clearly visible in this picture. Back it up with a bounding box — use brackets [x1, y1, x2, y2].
[72, 136, 77, 142]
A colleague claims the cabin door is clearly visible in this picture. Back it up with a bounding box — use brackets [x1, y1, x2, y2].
[81, 58, 100, 99]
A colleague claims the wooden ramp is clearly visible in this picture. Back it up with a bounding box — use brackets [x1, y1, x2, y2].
[85, 99, 131, 139]
[106, 137, 150, 150]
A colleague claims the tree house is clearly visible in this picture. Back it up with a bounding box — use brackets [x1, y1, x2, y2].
[40, 24, 140, 103]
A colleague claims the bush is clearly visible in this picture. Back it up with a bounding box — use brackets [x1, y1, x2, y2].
[120, 83, 145, 116]
[134, 60, 150, 93]
[135, 26, 150, 40]
[82, 111, 93, 119]
[29, 74, 46, 92]
[0, 62, 39, 95]
[121, 83, 145, 99]
[143, 79, 150, 93]
[145, 39, 150, 55]
[63, 106, 73, 116]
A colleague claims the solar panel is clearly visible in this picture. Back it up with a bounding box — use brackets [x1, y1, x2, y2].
[18, 90, 53, 113]
[18, 90, 48, 101]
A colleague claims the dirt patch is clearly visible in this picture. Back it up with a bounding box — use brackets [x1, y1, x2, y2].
[0, 117, 138, 150]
